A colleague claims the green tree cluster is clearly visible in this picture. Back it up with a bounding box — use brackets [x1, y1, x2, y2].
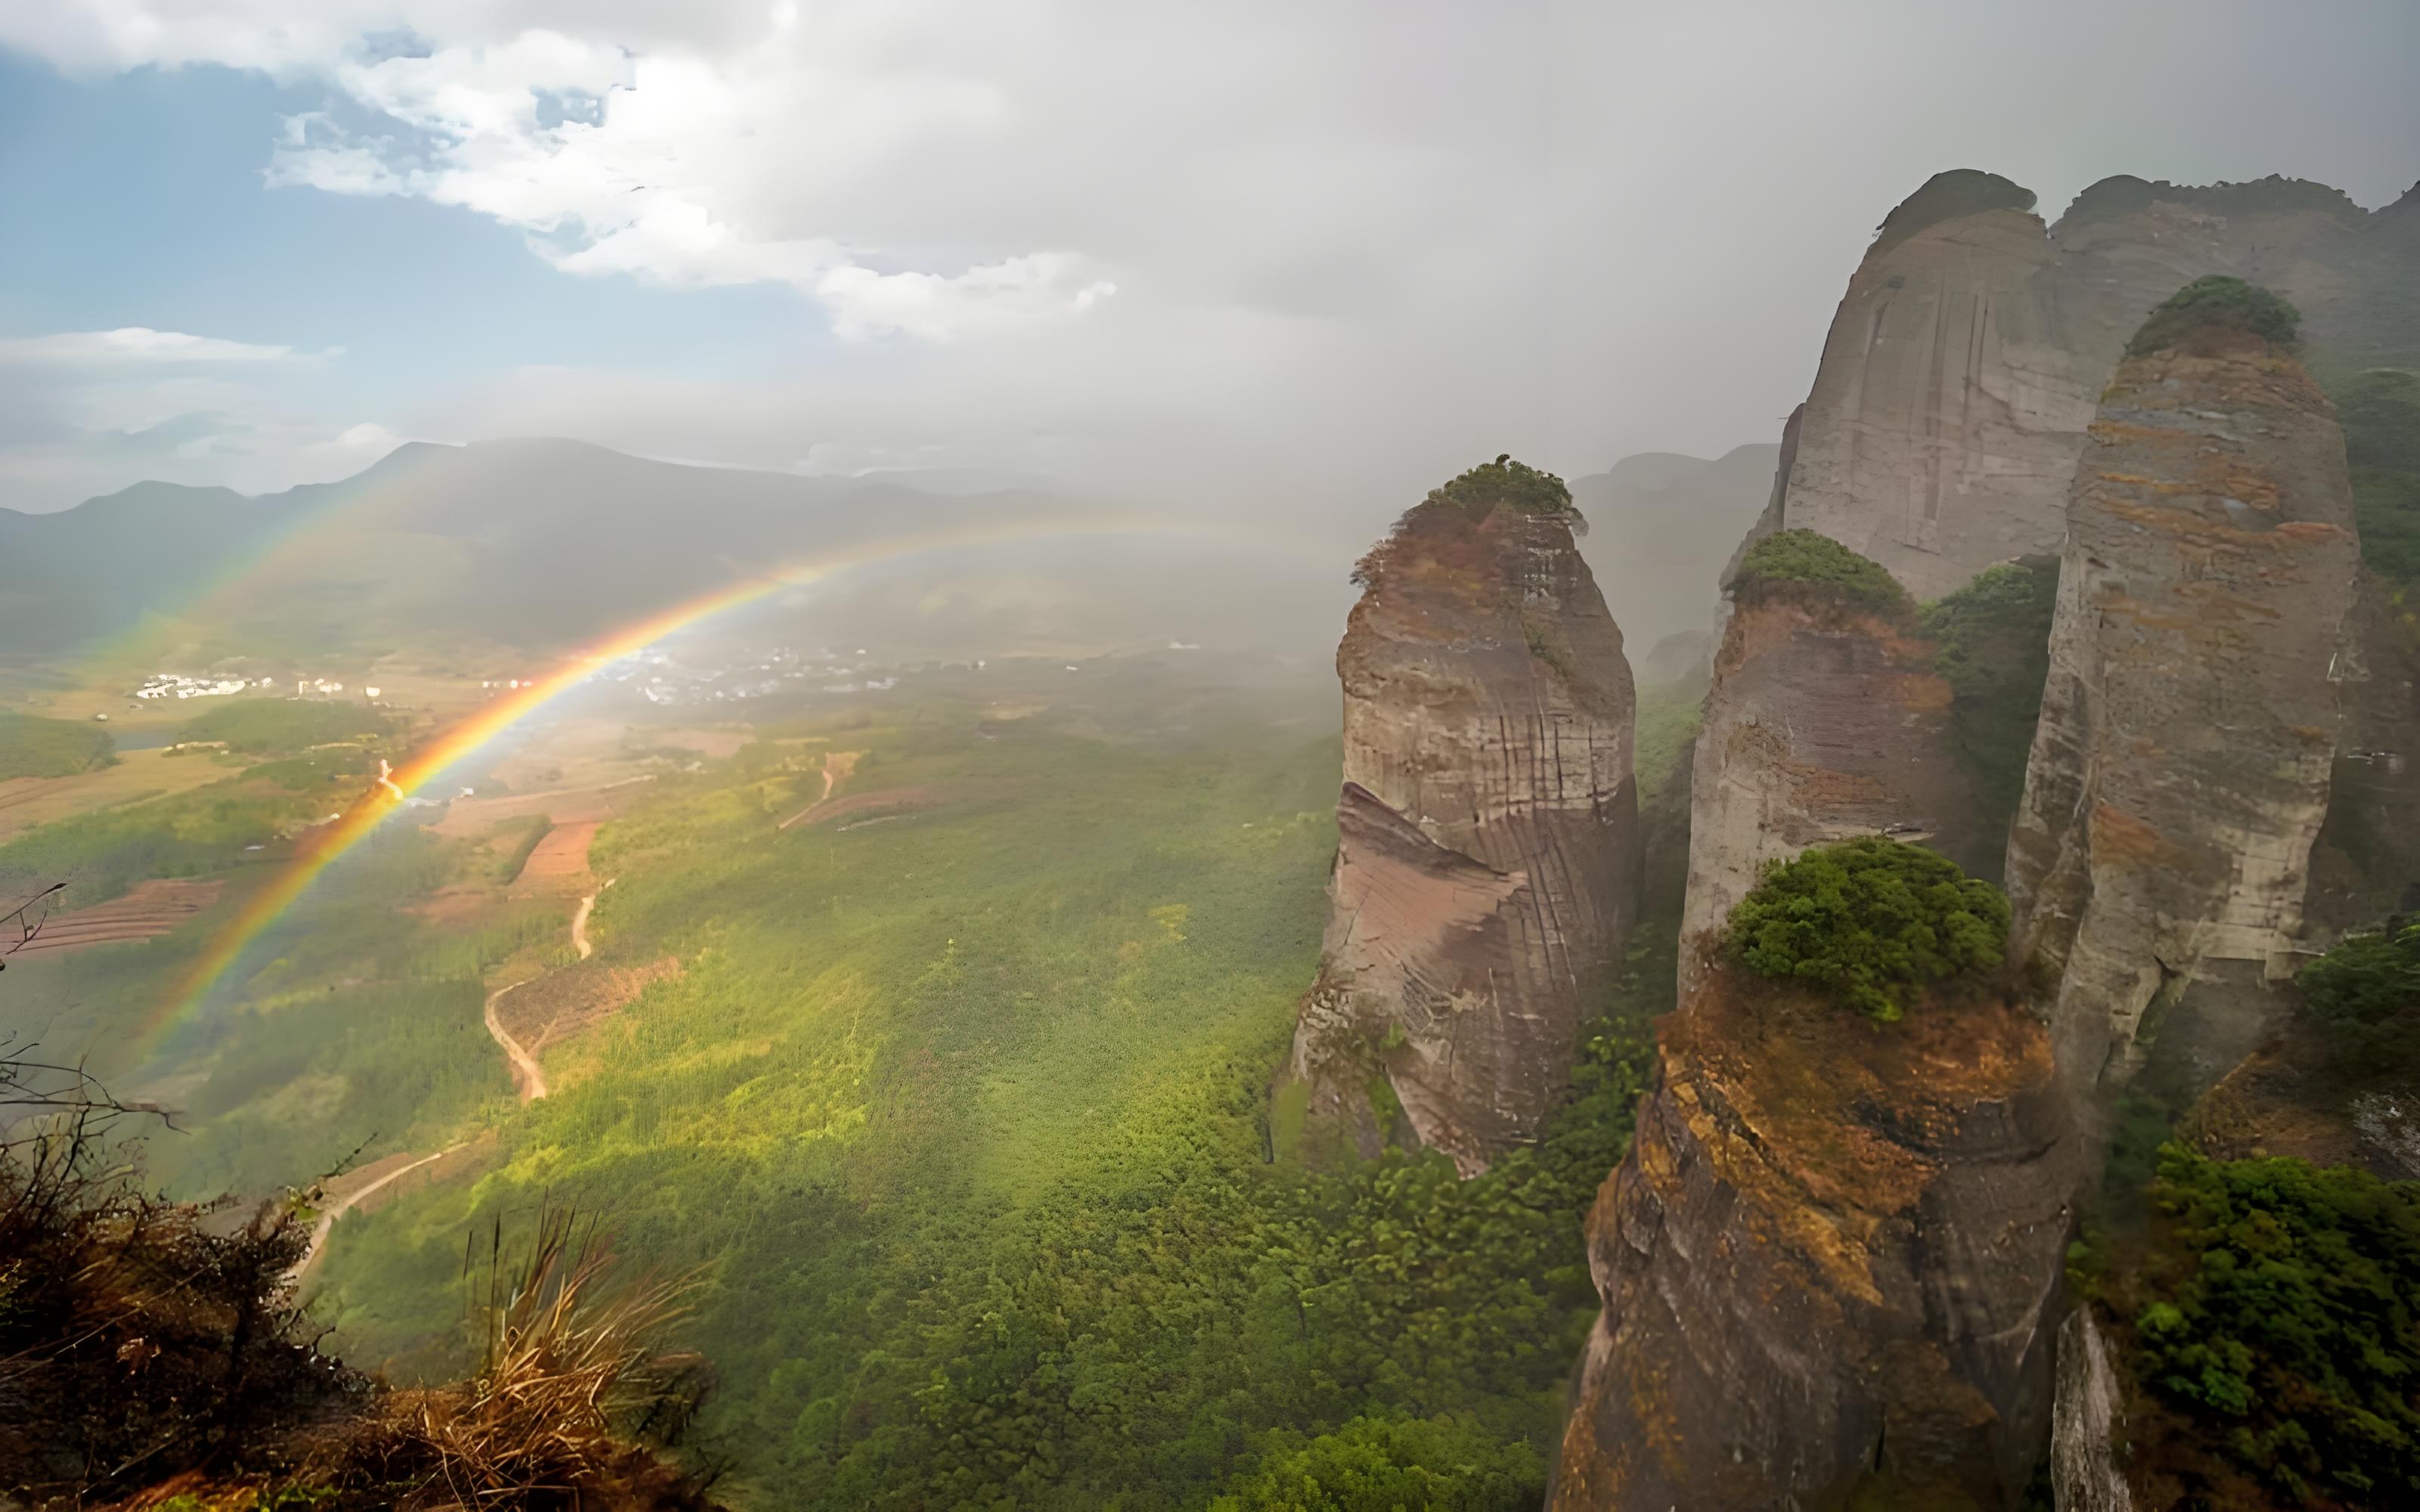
[2293, 914, 2420, 1074]
[2337, 368, 2420, 594]
[2130, 1147, 2420, 1505]
[176, 697, 390, 756]
[1353, 457, 1580, 590]
[1917, 557, 2061, 842]
[1727, 835, 2008, 1021]
[1207, 1414, 1540, 1511]
[1423, 455, 1574, 521]
[1732, 530, 1913, 620]
[2127, 276, 2301, 357]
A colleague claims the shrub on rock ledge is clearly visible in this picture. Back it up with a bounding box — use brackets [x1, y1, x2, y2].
[1732, 528, 1913, 620]
[1423, 454, 1575, 522]
[1726, 835, 2009, 1021]
[2126, 275, 2301, 357]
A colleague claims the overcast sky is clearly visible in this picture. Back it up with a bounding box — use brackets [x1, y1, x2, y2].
[2, 0, 2415, 526]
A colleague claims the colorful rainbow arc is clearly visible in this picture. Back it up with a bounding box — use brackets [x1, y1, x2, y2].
[141, 512, 1173, 1056]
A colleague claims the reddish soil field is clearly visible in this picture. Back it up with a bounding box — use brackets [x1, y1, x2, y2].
[513, 819, 600, 885]
[11, 879, 223, 957]
[431, 776, 651, 838]
[494, 955, 682, 1055]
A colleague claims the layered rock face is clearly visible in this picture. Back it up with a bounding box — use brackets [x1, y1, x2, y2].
[1768, 173, 2095, 601]
[1550, 969, 2073, 1510]
[1290, 481, 1640, 1173]
[1679, 588, 1987, 958]
[2005, 325, 2359, 1119]
[1765, 171, 2416, 604]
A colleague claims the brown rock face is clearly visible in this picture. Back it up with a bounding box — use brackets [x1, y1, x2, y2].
[1767, 171, 2415, 604]
[1550, 968, 2074, 1511]
[1290, 495, 1640, 1173]
[1679, 590, 1989, 959]
[2005, 327, 2360, 1118]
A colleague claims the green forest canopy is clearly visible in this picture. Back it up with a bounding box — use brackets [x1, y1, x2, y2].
[176, 697, 392, 756]
[1918, 557, 2061, 847]
[299, 706, 1667, 1508]
[2130, 1147, 2420, 1506]
[2338, 367, 2420, 594]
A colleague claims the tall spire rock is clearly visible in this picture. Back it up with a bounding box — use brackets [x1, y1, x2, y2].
[1765, 169, 2417, 605]
[1554, 530, 2071, 1510]
[2006, 281, 2360, 1117]
[1765, 171, 2094, 602]
[1287, 458, 1641, 1174]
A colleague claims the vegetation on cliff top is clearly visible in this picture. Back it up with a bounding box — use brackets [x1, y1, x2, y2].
[1732, 528, 1913, 620]
[1727, 836, 2009, 1021]
[1918, 557, 2061, 855]
[1353, 455, 1580, 590]
[2127, 276, 2301, 358]
[2124, 1147, 2420, 1507]
[0, 712, 115, 780]
[1425, 454, 1575, 521]
[1871, 169, 2037, 252]
[2061, 173, 2368, 230]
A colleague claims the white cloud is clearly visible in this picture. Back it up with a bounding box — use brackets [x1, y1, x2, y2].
[330, 421, 404, 450]
[817, 254, 1116, 342]
[0, 327, 330, 365]
[5, 1, 2417, 522]
[0, 325, 389, 509]
[233, 14, 1104, 339]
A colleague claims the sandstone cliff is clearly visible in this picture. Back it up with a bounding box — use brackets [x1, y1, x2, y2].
[1550, 966, 2072, 1511]
[1763, 170, 2417, 605]
[1289, 460, 1640, 1173]
[2005, 310, 2359, 1120]
[1678, 553, 1989, 959]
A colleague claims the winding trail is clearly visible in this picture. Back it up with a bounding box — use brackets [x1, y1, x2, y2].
[294, 860, 622, 1281]
[484, 981, 549, 1103]
[777, 751, 854, 830]
[569, 877, 613, 960]
[284, 1145, 458, 1284]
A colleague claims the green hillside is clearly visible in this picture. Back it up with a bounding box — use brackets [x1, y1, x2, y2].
[0, 712, 113, 779]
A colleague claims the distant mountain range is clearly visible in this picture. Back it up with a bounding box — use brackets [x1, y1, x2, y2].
[4, 438, 1779, 680]
[0, 439, 1352, 670]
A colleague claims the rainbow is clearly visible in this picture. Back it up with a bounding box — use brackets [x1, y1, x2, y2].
[141, 511, 1173, 1055]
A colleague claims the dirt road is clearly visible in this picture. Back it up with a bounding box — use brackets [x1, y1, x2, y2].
[284, 1145, 458, 1284]
[484, 981, 549, 1102]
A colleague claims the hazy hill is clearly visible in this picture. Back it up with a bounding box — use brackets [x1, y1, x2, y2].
[0, 440, 1353, 668]
[1568, 444, 1780, 651]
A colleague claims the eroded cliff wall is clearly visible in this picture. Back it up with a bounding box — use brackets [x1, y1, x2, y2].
[2005, 323, 2359, 1119]
[1550, 968, 2072, 1510]
[1678, 588, 1987, 959]
[1289, 469, 1640, 1173]
[1767, 171, 2414, 604]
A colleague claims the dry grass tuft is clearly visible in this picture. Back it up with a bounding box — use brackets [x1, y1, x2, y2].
[361, 1207, 712, 1507]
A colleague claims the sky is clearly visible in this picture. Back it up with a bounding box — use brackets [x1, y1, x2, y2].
[2, 0, 2415, 520]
